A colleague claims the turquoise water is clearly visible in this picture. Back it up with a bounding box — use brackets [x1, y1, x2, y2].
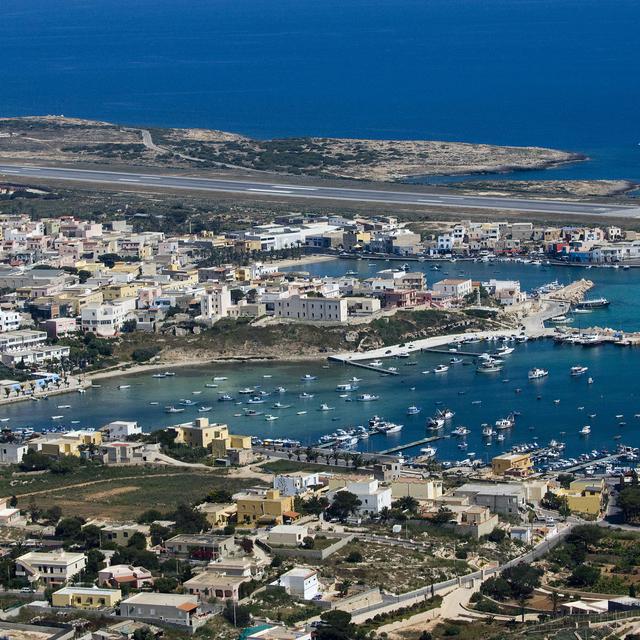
[1, 259, 640, 462]
[1, 0, 639, 180]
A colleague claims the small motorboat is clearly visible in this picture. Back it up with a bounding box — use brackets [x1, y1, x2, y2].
[198, 406, 212, 413]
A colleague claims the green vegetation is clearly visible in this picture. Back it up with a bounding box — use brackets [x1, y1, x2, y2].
[245, 587, 322, 625]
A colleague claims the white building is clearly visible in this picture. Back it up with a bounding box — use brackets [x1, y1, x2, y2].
[432, 278, 473, 299]
[200, 285, 232, 319]
[273, 472, 321, 497]
[81, 300, 135, 337]
[329, 478, 392, 516]
[0, 330, 47, 353]
[0, 310, 21, 333]
[0, 442, 28, 465]
[275, 567, 320, 600]
[102, 421, 142, 441]
[1, 345, 70, 368]
[267, 525, 310, 547]
[16, 550, 87, 586]
[273, 295, 347, 322]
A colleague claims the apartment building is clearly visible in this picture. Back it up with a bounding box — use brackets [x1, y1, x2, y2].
[273, 295, 348, 322]
[16, 550, 87, 586]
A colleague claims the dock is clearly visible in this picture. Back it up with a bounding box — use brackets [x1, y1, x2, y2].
[327, 357, 400, 375]
[421, 347, 482, 357]
[379, 435, 444, 455]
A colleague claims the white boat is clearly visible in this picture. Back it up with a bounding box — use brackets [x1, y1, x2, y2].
[192, 391, 202, 395]
[149, 401, 159, 405]
[118, 385, 131, 390]
[580, 425, 591, 435]
[152, 373, 166, 378]
[301, 374, 317, 381]
[299, 392, 314, 399]
[319, 404, 334, 411]
[336, 383, 358, 392]
[246, 397, 265, 404]
[497, 433, 505, 441]
[350, 377, 362, 382]
[482, 425, 494, 437]
[57, 405, 71, 409]
[51, 415, 63, 420]
[205, 383, 218, 388]
[77, 388, 86, 394]
[218, 394, 234, 401]
[378, 422, 403, 434]
[275, 386, 287, 393]
[588, 377, 594, 384]
[238, 387, 255, 395]
[369, 360, 383, 367]
[496, 345, 514, 356]
[357, 394, 379, 401]
[406, 406, 421, 415]
[477, 360, 503, 373]
[296, 411, 307, 415]
[437, 408, 455, 420]
[272, 402, 291, 409]
[165, 406, 184, 414]
[495, 415, 515, 430]
[213, 376, 228, 381]
[551, 315, 573, 324]
[198, 406, 212, 413]
[420, 446, 437, 458]
[427, 416, 445, 430]
[528, 368, 548, 380]
[263, 375, 272, 378]
[452, 426, 470, 436]
[434, 364, 449, 374]
[265, 415, 279, 422]
[570, 365, 589, 376]
[450, 357, 463, 365]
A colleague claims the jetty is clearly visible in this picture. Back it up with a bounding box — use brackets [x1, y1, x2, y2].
[543, 278, 594, 304]
[379, 435, 444, 455]
[422, 347, 482, 357]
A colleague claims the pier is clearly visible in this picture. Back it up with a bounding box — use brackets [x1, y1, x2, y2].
[379, 435, 444, 455]
[327, 357, 400, 375]
[421, 347, 482, 357]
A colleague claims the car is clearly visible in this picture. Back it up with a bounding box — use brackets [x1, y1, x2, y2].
[20, 587, 33, 593]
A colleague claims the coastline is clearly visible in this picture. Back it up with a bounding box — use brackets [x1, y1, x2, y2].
[270, 254, 338, 269]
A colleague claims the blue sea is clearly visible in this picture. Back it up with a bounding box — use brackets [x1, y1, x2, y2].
[1, 0, 639, 180]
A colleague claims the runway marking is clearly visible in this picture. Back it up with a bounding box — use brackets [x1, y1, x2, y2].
[118, 178, 140, 182]
[247, 188, 293, 194]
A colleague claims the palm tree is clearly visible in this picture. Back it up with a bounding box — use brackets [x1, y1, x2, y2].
[294, 448, 302, 461]
[547, 590, 560, 616]
[304, 446, 314, 462]
[516, 594, 528, 622]
[324, 453, 332, 465]
[351, 454, 365, 469]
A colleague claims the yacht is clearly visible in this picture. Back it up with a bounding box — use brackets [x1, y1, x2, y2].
[551, 315, 573, 324]
[450, 357, 463, 365]
[427, 416, 445, 430]
[265, 415, 279, 422]
[301, 374, 318, 381]
[496, 345, 515, 356]
[528, 368, 549, 380]
[576, 297, 610, 309]
[477, 359, 503, 373]
[580, 425, 592, 435]
[369, 360, 383, 367]
[406, 406, 421, 415]
[213, 376, 227, 381]
[434, 364, 449, 374]
[452, 426, 470, 437]
[420, 446, 437, 458]
[336, 383, 358, 392]
[357, 393, 379, 402]
[218, 394, 234, 402]
[377, 422, 403, 434]
[495, 414, 515, 430]
[437, 408, 455, 420]
[570, 365, 589, 376]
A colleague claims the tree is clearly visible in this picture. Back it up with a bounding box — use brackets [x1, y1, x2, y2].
[55, 516, 85, 542]
[345, 550, 362, 563]
[431, 506, 454, 525]
[222, 599, 251, 627]
[127, 532, 148, 550]
[150, 523, 170, 546]
[394, 495, 419, 514]
[547, 589, 561, 616]
[8, 496, 17, 508]
[618, 486, 640, 524]
[137, 509, 164, 524]
[302, 536, 315, 549]
[568, 564, 600, 588]
[316, 610, 355, 640]
[481, 576, 512, 601]
[85, 548, 105, 578]
[154, 576, 178, 593]
[172, 503, 210, 533]
[82, 524, 102, 549]
[42, 506, 62, 525]
[326, 491, 361, 521]
[206, 489, 233, 503]
[132, 627, 157, 640]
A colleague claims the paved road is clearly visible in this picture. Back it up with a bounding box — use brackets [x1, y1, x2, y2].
[1, 163, 639, 217]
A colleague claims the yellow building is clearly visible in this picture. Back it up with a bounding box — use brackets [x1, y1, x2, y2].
[30, 430, 103, 458]
[197, 503, 237, 527]
[96, 522, 151, 547]
[173, 419, 251, 457]
[46, 289, 104, 315]
[102, 283, 140, 301]
[556, 479, 605, 516]
[236, 489, 296, 525]
[491, 452, 533, 477]
[52, 586, 121, 609]
[110, 262, 142, 278]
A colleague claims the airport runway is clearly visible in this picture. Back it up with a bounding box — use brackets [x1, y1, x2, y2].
[1, 163, 638, 217]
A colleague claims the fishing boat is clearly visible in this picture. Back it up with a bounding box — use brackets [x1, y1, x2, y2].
[301, 374, 318, 381]
[244, 409, 263, 417]
[165, 406, 184, 414]
[297, 411, 307, 415]
[350, 377, 362, 382]
[369, 360, 383, 367]
[218, 394, 234, 402]
[179, 399, 197, 406]
[452, 426, 470, 436]
[570, 365, 589, 376]
[152, 373, 166, 378]
[57, 404, 71, 409]
[272, 402, 291, 409]
[450, 357, 463, 365]
[496, 345, 515, 356]
[238, 387, 255, 395]
[51, 415, 63, 420]
[336, 383, 359, 392]
[299, 392, 314, 399]
[497, 433, 505, 441]
[198, 406, 212, 413]
[528, 368, 548, 380]
[434, 364, 449, 374]
[357, 393, 379, 401]
[246, 397, 265, 404]
[427, 416, 445, 430]
[265, 415, 279, 422]
[149, 401, 159, 405]
[406, 406, 421, 415]
[420, 446, 437, 458]
[437, 408, 455, 420]
[550, 315, 573, 324]
[477, 359, 503, 373]
[192, 391, 202, 395]
[275, 386, 287, 394]
[588, 377, 594, 384]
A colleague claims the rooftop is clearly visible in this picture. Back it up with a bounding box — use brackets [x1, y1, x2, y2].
[121, 592, 198, 608]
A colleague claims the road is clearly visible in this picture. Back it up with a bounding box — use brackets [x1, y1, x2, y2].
[1, 163, 639, 217]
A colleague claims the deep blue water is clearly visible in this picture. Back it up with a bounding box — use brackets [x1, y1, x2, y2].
[1, 0, 639, 180]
